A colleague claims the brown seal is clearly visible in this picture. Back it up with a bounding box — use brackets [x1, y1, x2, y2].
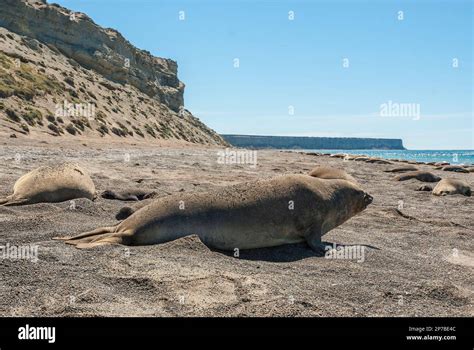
[308, 166, 358, 184]
[441, 166, 469, 173]
[432, 179, 471, 196]
[416, 185, 433, 192]
[54, 174, 373, 251]
[393, 171, 441, 182]
[384, 165, 419, 173]
[101, 189, 157, 201]
[0, 163, 95, 206]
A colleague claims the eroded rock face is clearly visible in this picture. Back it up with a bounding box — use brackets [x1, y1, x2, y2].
[0, 0, 227, 145]
[0, 0, 183, 112]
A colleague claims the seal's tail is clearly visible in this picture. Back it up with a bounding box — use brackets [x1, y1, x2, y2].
[0, 197, 9, 205]
[53, 226, 128, 249]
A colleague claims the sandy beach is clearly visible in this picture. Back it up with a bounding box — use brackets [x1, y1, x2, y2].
[0, 138, 472, 317]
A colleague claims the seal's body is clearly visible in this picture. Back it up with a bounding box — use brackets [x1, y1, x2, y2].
[384, 165, 418, 173]
[441, 166, 469, 173]
[308, 166, 358, 184]
[433, 179, 471, 197]
[101, 189, 156, 201]
[416, 185, 433, 192]
[0, 163, 95, 206]
[55, 174, 372, 250]
[394, 171, 441, 182]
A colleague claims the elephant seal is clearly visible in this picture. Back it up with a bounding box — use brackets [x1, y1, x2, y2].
[442, 165, 469, 173]
[330, 154, 346, 159]
[365, 158, 392, 165]
[116, 206, 135, 220]
[432, 179, 471, 197]
[0, 163, 95, 206]
[384, 165, 419, 173]
[416, 185, 433, 192]
[308, 166, 358, 184]
[54, 174, 373, 250]
[115, 200, 152, 220]
[343, 155, 358, 161]
[393, 171, 441, 182]
[101, 189, 156, 201]
[354, 156, 370, 162]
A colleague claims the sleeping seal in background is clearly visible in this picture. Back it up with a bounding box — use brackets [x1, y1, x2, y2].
[432, 178, 471, 197]
[441, 165, 469, 173]
[393, 171, 441, 182]
[101, 189, 157, 201]
[384, 165, 419, 173]
[0, 163, 96, 206]
[308, 166, 358, 184]
[54, 174, 373, 251]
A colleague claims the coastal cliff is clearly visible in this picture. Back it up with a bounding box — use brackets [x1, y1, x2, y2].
[0, 0, 183, 112]
[0, 0, 226, 145]
[221, 135, 405, 150]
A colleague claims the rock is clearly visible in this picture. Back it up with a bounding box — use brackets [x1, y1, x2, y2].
[0, 0, 182, 111]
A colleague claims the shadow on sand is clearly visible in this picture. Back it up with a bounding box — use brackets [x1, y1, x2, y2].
[211, 241, 380, 263]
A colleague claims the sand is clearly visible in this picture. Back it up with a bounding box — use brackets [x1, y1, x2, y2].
[0, 138, 472, 317]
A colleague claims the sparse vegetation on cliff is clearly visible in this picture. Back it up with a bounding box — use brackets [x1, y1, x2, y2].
[0, 1, 227, 145]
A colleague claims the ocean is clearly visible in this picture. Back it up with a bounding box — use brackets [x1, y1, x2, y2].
[301, 150, 474, 165]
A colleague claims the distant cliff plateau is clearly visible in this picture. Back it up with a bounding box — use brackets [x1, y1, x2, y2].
[221, 135, 405, 150]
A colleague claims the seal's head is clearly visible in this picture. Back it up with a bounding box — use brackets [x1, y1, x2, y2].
[342, 184, 373, 215]
[324, 180, 373, 231]
[101, 190, 116, 199]
[116, 206, 135, 220]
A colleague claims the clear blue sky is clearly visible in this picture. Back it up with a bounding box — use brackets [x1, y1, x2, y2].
[55, 0, 472, 149]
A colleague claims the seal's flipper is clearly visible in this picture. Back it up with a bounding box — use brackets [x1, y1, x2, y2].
[304, 223, 325, 253]
[52, 226, 117, 241]
[75, 236, 123, 249]
[64, 232, 115, 246]
[55, 227, 132, 249]
[0, 196, 29, 206]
